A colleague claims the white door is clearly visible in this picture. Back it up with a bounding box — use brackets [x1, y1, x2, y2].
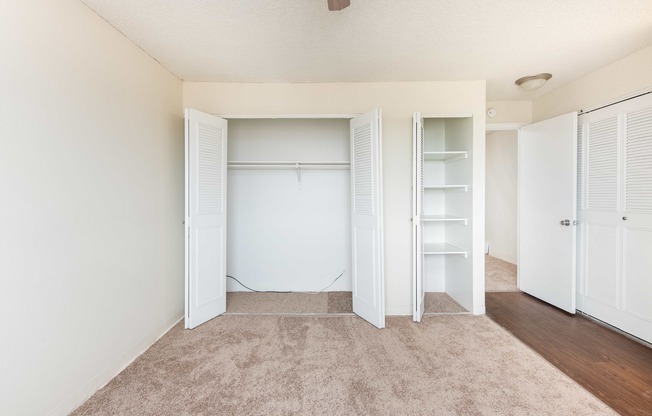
[412, 113, 425, 322]
[350, 109, 385, 329]
[185, 109, 228, 329]
[518, 112, 577, 313]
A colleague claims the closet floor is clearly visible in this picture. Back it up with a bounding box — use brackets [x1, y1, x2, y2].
[227, 292, 468, 315]
[424, 292, 469, 314]
[226, 292, 353, 314]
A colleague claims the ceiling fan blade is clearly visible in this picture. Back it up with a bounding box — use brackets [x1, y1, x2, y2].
[328, 0, 351, 11]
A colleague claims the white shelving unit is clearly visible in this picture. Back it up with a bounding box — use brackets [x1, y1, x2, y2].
[413, 114, 475, 321]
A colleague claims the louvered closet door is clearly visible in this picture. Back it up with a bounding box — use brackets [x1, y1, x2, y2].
[412, 113, 425, 322]
[350, 109, 385, 329]
[623, 104, 652, 340]
[578, 113, 620, 314]
[185, 109, 228, 329]
[578, 93, 652, 343]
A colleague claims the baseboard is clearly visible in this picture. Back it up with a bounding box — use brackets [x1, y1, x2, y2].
[48, 310, 183, 416]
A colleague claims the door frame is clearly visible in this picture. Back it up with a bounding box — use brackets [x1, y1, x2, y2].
[485, 122, 526, 289]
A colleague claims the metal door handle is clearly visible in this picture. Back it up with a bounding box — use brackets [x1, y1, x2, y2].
[622, 216, 627, 221]
[560, 219, 571, 226]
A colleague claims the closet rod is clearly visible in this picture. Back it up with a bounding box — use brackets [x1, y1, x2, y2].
[578, 88, 652, 115]
[228, 161, 350, 167]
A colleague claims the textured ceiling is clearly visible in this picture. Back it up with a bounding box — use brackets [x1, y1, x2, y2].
[81, 0, 652, 100]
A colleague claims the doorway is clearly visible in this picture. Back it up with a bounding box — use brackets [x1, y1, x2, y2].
[485, 129, 518, 292]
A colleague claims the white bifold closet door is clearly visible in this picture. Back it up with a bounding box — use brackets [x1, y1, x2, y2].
[185, 108, 385, 330]
[351, 109, 386, 329]
[518, 112, 578, 313]
[578, 93, 652, 343]
[412, 114, 425, 322]
[185, 109, 228, 329]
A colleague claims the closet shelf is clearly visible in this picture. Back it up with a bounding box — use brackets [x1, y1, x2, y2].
[423, 243, 468, 258]
[424, 185, 468, 192]
[422, 215, 468, 225]
[228, 161, 350, 170]
[424, 151, 468, 163]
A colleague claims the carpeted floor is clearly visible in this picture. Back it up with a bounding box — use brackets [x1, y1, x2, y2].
[71, 315, 614, 416]
[485, 255, 518, 292]
[227, 292, 467, 315]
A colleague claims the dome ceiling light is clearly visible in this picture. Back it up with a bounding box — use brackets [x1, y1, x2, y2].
[515, 73, 552, 90]
[328, 0, 351, 11]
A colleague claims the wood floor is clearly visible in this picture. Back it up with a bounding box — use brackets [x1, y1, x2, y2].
[486, 292, 652, 416]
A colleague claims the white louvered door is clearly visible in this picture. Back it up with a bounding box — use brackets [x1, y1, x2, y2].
[185, 109, 228, 329]
[578, 93, 652, 343]
[518, 112, 578, 313]
[350, 109, 385, 329]
[412, 113, 425, 322]
[577, 113, 620, 318]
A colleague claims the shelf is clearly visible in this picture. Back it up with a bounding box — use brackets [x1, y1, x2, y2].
[424, 151, 468, 163]
[424, 185, 468, 192]
[423, 243, 468, 258]
[227, 161, 350, 190]
[228, 161, 350, 170]
[421, 215, 468, 225]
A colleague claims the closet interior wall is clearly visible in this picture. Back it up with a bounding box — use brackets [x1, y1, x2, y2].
[226, 118, 352, 293]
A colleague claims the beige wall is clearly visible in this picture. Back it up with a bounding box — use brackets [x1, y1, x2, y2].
[0, 1, 183, 415]
[533, 44, 652, 121]
[184, 81, 487, 315]
[485, 131, 518, 264]
[486, 100, 532, 124]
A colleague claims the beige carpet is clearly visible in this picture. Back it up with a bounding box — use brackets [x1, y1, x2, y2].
[485, 255, 519, 292]
[227, 292, 464, 315]
[72, 315, 614, 416]
[424, 292, 468, 314]
[226, 292, 353, 314]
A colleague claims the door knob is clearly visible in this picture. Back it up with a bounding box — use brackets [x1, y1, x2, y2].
[622, 216, 627, 221]
[560, 219, 571, 226]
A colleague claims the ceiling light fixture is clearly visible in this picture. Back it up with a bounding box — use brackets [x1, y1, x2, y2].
[328, 0, 350, 11]
[515, 73, 552, 90]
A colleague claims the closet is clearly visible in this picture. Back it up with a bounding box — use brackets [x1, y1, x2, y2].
[576, 93, 652, 344]
[227, 118, 351, 294]
[184, 109, 385, 330]
[412, 114, 476, 321]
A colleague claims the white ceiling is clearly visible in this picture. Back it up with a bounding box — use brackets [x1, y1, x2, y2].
[81, 0, 652, 100]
